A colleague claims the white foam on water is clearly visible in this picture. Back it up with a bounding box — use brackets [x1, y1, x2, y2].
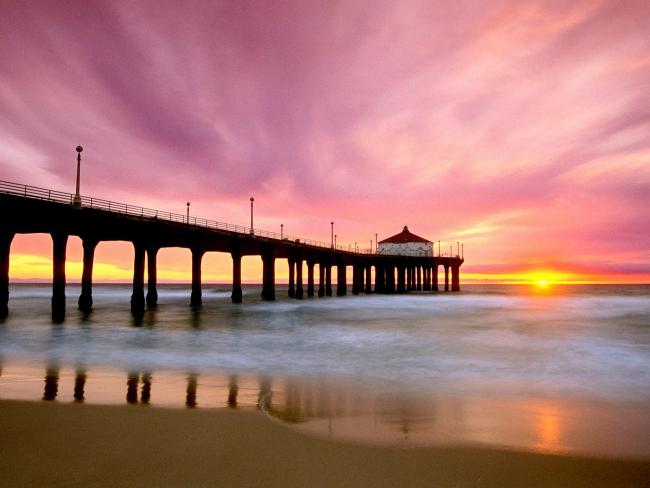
[1, 284, 649, 403]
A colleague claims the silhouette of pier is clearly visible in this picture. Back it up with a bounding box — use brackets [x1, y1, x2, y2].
[0, 180, 463, 321]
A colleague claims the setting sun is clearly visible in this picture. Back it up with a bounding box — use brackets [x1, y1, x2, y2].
[519, 270, 569, 286]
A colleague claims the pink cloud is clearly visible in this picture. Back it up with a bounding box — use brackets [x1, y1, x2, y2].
[1, 0, 649, 280]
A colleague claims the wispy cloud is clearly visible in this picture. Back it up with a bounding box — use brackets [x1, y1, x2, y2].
[1, 0, 649, 281]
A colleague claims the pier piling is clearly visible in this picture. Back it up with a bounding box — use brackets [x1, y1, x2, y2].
[190, 247, 203, 308]
[78, 238, 97, 312]
[452, 264, 460, 292]
[352, 265, 361, 295]
[231, 251, 243, 303]
[317, 263, 325, 297]
[375, 263, 385, 293]
[51, 232, 68, 322]
[444, 265, 450, 292]
[261, 251, 275, 301]
[295, 257, 304, 299]
[365, 266, 372, 293]
[433, 266, 439, 292]
[397, 265, 406, 293]
[130, 242, 146, 316]
[307, 260, 315, 297]
[386, 264, 395, 293]
[336, 264, 347, 296]
[325, 264, 332, 296]
[146, 246, 159, 308]
[288, 257, 295, 298]
[0, 232, 14, 319]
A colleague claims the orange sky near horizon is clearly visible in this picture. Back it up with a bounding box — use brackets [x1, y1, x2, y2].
[7, 234, 647, 285]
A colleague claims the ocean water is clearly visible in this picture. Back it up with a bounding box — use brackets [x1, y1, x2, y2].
[1, 283, 649, 456]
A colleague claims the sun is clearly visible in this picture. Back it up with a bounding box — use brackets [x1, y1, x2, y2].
[521, 270, 569, 288]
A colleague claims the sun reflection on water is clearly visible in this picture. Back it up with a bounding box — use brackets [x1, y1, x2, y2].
[534, 405, 562, 453]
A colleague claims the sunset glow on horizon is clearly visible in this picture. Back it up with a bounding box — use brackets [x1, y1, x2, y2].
[1, 1, 649, 284]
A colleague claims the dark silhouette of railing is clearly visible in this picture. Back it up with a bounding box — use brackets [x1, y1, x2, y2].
[0, 180, 376, 254]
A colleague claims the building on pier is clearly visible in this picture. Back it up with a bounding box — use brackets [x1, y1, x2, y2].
[377, 226, 432, 256]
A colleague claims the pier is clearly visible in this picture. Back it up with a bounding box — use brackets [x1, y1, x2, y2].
[0, 180, 463, 321]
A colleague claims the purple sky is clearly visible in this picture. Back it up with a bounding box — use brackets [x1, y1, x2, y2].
[2, 0, 649, 281]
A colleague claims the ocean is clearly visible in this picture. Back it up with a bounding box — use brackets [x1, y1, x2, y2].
[1, 283, 649, 456]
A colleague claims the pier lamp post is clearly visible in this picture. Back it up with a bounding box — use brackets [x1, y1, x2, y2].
[354, 242, 357, 253]
[186, 202, 190, 223]
[457, 241, 460, 257]
[281, 223, 283, 239]
[438, 240, 441, 257]
[330, 222, 334, 249]
[461, 243, 464, 259]
[370, 240, 372, 253]
[250, 197, 254, 235]
[375, 233, 378, 253]
[73, 145, 83, 207]
[335, 234, 337, 248]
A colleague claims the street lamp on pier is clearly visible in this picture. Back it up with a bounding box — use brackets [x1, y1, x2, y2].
[461, 243, 464, 259]
[250, 197, 254, 234]
[330, 222, 334, 249]
[334, 234, 337, 248]
[74, 145, 83, 207]
[186, 202, 190, 223]
[375, 233, 378, 253]
[457, 241, 460, 257]
[438, 240, 441, 257]
[280, 223, 283, 239]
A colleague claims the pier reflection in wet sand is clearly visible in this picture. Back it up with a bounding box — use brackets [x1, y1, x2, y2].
[186, 374, 197, 408]
[1, 360, 649, 458]
[74, 369, 86, 402]
[42, 365, 59, 401]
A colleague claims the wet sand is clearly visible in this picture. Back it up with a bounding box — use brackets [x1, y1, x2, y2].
[1, 400, 648, 487]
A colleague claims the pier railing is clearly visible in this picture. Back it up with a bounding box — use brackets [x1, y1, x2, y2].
[0, 180, 381, 254]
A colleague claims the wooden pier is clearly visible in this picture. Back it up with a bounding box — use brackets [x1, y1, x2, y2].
[0, 181, 463, 321]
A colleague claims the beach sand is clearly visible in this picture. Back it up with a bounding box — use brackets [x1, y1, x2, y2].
[1, 400, 648, 487]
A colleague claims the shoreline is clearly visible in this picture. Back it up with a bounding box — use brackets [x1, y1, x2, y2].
[1, 399, 649, 487]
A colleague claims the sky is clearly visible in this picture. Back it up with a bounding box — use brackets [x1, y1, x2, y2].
[1, 0, 649, 284]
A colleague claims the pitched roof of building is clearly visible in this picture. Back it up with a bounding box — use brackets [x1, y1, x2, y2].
[378, 226, 432, 244]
